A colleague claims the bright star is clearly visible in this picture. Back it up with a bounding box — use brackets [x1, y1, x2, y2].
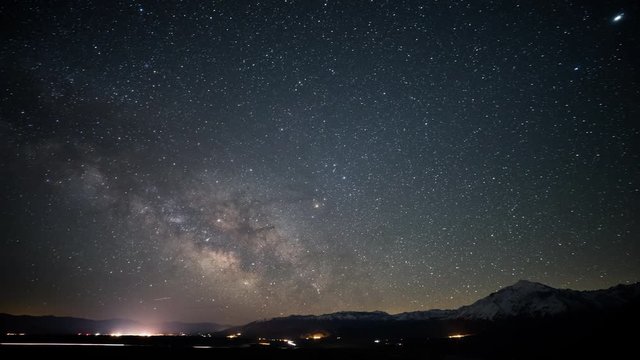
[613, 13, 624, 22]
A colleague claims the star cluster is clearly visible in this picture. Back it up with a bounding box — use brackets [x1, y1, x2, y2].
[1, 1, 638, 324]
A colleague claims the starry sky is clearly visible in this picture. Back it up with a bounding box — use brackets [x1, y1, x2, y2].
[1, 0, 639, 325]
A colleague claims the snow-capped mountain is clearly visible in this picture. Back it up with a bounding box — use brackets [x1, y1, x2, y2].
[454, 280, 640, 320]
[454, 280, 583, 320]
[231, 280, 640, 338]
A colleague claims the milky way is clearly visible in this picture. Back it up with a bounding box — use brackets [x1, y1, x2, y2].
[1, 1, 639, 324]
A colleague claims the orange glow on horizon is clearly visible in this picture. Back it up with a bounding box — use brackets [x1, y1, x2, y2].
[304, 331, 329, 340]
[109, 330, 160, 337]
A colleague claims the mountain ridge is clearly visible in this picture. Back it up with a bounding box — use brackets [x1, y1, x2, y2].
[232, 280, 640, 338]
[251, 280, 639, 323]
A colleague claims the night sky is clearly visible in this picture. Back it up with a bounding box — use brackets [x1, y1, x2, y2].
[1, 0, 639, 325]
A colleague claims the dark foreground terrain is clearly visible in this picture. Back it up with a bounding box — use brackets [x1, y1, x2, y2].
[0, 331, 634, 360]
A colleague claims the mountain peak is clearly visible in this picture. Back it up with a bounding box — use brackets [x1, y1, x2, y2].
[509, 280, 552, 291]
[456, 281, 572, 320]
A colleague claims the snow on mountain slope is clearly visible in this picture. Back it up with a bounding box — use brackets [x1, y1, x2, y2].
[245, 280, 640, 327]
[454, 280, 638, 320]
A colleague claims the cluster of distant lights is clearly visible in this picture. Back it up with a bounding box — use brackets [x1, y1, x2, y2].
[226, 331, 472, 346]
[10, 331, 472, 340]
[227, 333, 297, 347]
[76, 331, 170, 337]
[108, 332, 162, 337]
[7, 331, 472, 346]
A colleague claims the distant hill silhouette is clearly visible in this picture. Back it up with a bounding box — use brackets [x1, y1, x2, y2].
[0, 314, 227, 335]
